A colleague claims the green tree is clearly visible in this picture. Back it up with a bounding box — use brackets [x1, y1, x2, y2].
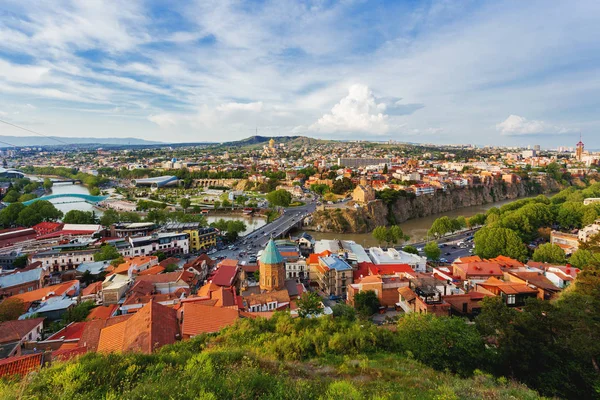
[296, 292, 323, 318]
[310, 183, 329, 195]
[353, 290, 380, 318]
[43, 178, 53, 191]
[387, 225, 408, 245]
[0, 298, 26, 322]
[99, 209, 120, 226]
[2, 190, 20, 203]
[0, 202, 25, 227]
[557, 202, 584, 229]
[382, 164, 388, 174]
[454, 216, 467, 231]
[18, 193, 37, 202]
[532, 243, 566, 264]
[396, 313, 487, 376]
[424, 241, 441, 261]
[403, 245, 419, 255]
[154, 251, 167, 262]
[120, 211, 141, 223]
[473, 227, 528, 261]
[180, 198, 191, 212]
[331, 303, 356, 321]
[568, 249, 600, 269]
[372, 226, 388, 245]
[94, 244, 120, 261]
[213, 200, 221, 209]
[12, 254, 29, 269]
[428, 216, 453, 237]
[16, 201, 62, 227]
[89, 187, 101, 196]
[266, 189, 292, 207]
[63, 210, 95, 224]
[164, 263, 178, 272]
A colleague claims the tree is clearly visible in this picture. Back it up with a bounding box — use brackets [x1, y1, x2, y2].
[332, 177, 355, 194]
[266, 189, 292, 207]
[557, 202, 584, 229]
[2, 190, 20, 203]
[89, 187, 101, 196]
[164, 263, 178, 272]
[428, 216, 453, 237]
[372, 226, 388, 245]
[569, 249, 600, 269]
[253, 270, 260, 282]
[221, 199, 231, 208]
[99, 209, 120, 226]
[16, 201, 62, 227]
[454, 216, 467, 231]
[12, 254, 29, 269]
[94, 244, 120, 261]
[396, 313, 487, 376]
[154, 251, 167, 262]
[473, 227, 528, 261]
[296, 292, 323, 318]
[353, 290, 380, 317]
[0, 298, 26, 322]
[388, 225, 408, 245]
[0, 202, 25, 227]
[120, 211, 141, 223]
[424, 241, 441, 261]
[403, 245, 419, 255]
[63, 210, 95, 224]
[382, 164, 388, 174]
[43, 178, 53, 191]
[310, 183, 329, 195]
[532, 243, 566, 264]
[331, 303, 356, 321]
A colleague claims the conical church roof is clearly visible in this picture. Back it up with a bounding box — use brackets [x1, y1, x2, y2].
[260, 238, 284, 265]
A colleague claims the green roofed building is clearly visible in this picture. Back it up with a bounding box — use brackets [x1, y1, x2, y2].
[259, 238, 285, 291]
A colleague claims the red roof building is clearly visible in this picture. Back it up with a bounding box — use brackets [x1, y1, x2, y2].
[211, 265, 239, 287]
[179, 303, 239, 338]
[32, 222, 64, 236]
[0, 353, 44, 378]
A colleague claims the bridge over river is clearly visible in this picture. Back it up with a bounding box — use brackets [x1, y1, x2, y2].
[21, 193, 108, 206]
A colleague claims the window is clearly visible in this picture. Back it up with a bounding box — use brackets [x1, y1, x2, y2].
[507, 295, 516, 305]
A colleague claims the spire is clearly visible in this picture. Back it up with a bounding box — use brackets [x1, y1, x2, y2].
[260, 238, 284, 264]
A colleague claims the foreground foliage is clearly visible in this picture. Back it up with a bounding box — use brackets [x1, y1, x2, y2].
[0, 314, 542, 400]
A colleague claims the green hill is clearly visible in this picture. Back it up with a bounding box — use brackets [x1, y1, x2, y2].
[218, 135, 325, 149]
[0, 314, 543, 400]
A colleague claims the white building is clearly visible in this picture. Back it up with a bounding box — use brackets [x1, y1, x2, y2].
[367, 247, 427, 272]
[128, 232, 189, 256]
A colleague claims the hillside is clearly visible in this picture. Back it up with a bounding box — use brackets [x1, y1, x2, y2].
[218, 135, 324, 148]
[0, 135, 162, 147]
[0, 314, 542, 400]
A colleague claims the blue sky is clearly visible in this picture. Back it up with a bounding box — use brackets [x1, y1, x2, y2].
[1, 0, 599, 148]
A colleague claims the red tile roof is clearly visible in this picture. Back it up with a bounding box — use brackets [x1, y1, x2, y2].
[0, 353, 43, 378]
[159, 257, 180, 268]
[0, 318, 44, 344]
[137, 266, 165, 276]
[9, 280, 79, 303]
[98, 301, 179, 354]
[180, 303, 239, 337]
[136, 271, 196, 285]
[86, 305, 118, 321]
[47, 321, 87, 341]
[211, 265, 238, 287]
[52, 346, 87, 361]
[81, 281, 102, 296]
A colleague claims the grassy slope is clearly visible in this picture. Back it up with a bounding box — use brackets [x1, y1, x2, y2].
[0, 316, 545, 400]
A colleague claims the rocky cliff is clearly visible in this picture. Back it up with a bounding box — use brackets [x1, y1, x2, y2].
[310, 177, 563, 233]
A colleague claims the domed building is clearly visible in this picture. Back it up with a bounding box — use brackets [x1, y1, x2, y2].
[259, 238, 285, 291]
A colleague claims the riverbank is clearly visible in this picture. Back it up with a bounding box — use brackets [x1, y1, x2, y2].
[309, 178, 562, 238]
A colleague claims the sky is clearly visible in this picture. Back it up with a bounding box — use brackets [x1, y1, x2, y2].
[1, 0, 599, 148]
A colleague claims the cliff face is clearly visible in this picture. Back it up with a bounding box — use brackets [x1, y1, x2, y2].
[311, 177, 563, 233]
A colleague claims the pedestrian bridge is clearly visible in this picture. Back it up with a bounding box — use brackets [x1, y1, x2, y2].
[21, 193, 108, 206]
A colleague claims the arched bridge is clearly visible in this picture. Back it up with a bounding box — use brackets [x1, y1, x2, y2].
[21, 193, 108, 206]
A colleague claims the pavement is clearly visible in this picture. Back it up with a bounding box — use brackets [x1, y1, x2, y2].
[210, 200, 317, 262]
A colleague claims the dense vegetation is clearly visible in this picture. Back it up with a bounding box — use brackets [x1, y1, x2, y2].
[0, 200, 63, 228]
[471, 183, 600, 261]
[1, 313, 542, 400]
[21, 166, 108, 194]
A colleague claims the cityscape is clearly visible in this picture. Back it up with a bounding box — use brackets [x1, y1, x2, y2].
[1, 1, 599, 400]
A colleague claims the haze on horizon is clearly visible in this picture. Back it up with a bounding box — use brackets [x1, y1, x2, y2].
[0, 0, 599, 148]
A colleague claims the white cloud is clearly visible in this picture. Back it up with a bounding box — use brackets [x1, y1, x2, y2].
[309, 84, 389, 134]
[496, 115, 574, 136]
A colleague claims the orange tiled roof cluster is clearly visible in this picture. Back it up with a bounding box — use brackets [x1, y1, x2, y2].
[9, 280, 79, 303]
[180, 303, 239, 337]
[0, 353, 43, 378]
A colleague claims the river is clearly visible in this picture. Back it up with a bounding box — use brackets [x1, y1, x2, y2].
[306, 194, 550, 247]
[205, 215, 267, 236]
[26, 176, 101, 215]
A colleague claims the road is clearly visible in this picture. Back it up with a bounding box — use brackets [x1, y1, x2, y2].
[404, 229, 479, 264]
[210, 201, 317, 262]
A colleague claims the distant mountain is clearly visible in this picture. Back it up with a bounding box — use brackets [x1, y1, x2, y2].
[0, 135, 162, 147]
[218, 135, 324, 148]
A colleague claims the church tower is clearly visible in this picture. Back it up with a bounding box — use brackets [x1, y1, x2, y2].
[259, 238, 285, 291]
[576, 134, 584, 161]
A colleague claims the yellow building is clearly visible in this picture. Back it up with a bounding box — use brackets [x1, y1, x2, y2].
[185, 227, 218, 251]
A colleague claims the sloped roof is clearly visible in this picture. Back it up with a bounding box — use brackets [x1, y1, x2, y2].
[211, 265, 238, 287]
[181, 303, 239, 336]
[0, 318, 44, 344]
[0, 268, 43, 289]
[398, 286, 417, 302]
[97, 301, 179, 354]
[81, 281, 103, 296]
[0, 353, 43, 378]
[47, 321, 87, 341]
[478, 277, 538, 295]
[86, 304, 118, 321]
[260, 239, 284, 265]
[9, 280, 78, 303]
[137, 266, 165, 276]
[244, 289, 290, 306]
[136, 271, 195, 284]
